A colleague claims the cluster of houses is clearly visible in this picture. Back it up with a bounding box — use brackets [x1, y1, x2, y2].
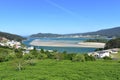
[0, 37, 35, 54]
[88, 48, 119, 58]
[0, 37, 21, 49]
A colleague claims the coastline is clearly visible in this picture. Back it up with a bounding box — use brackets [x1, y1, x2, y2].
[30, 40, 105, 48]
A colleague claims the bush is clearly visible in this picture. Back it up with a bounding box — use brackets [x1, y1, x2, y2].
[72, 54, 85, 62]
[0, 50, 9, 62]
[103, 56, 112, 60]
[25, 59, 37, 66]
[64, 53, 76, 60]
[15, 52, 23, 58]
[12, 59, 25, 71]
[37, 53, 47, 60]
[84, 54, 96, 61]
[30, 50, 39, 57]
[5, 53, 16, 61]
[23, 54, 34, 60]
[53, 53, 64, 61]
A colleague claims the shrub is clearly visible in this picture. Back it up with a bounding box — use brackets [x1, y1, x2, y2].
[15, 52, 23, 58]
[103, 56, 112, 60]
[37, 53, 47, 60]
[30, 50, 39, 57]
[12, 59, 25, 71]
[5, 53, 16, 61]
[0, 50, 9, 62]
[64, 53, 76, 60]
[72, 54, 85, 62]
[23, 54, 34, 60]
[53, 53, 64, 61]
[25, 59, 37, 66]
[84, 54, 96, 61]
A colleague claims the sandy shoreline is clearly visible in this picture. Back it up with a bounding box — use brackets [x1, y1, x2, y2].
[30, 40, 105, 48]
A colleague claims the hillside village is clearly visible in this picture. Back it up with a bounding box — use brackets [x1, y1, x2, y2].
[0, 37, 34, 51]
[0, 37, 21, 49]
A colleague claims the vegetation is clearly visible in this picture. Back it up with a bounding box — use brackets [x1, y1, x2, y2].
[0, 59, 120, 80]
[0, 31, 25, 41]
[105, 38, 120, 49]
[0, 47, 120, 80]
[0, 47, 96, 62]
[30, 33, 62, 38]
[82, 26, 120, 38]
[85, 39, 108, 43]
[31, 27, 120, 38]
[94, 48, 104, 51]
[103, 56, 112, 60]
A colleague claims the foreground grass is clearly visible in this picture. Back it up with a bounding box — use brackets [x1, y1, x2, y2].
[0, 59, 120, 80]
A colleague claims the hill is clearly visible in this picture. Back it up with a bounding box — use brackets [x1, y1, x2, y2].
[81, 27, 120, 38]
[0, 31, 25, 41]
[105, 38, 120, 49]
[30, 33, 62, 38]
[30, 27, 120, 38]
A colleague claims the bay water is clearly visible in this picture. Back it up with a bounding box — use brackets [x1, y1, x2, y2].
[23, 38, 97, 53]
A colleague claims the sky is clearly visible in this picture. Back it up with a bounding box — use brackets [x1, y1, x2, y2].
[0, 0, 120, 36]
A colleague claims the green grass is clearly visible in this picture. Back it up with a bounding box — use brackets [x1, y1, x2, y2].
[0, 59, 120, 80]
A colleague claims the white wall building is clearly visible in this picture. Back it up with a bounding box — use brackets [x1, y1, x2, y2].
[97, 51, 110, 58]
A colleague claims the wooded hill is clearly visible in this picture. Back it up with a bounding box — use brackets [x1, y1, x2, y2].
[30, 27, 120, 38]
[0, 31, 25, 41]
[81, 27, 120, 38]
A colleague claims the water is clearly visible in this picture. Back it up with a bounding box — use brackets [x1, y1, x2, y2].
[23, 38, 97, 53]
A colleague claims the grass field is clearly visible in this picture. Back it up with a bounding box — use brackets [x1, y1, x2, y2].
[0, 59, 120, 80]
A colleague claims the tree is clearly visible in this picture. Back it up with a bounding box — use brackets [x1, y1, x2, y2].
[105, 38, 120, 49]
[40, 49, 45, 53]
[30, 49, 39, 57]
[14, 49, 23, 58]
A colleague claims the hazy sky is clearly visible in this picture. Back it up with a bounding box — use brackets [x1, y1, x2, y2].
[0, 0, 120, 36]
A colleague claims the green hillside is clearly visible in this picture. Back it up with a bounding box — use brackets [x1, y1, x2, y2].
[82, 27, 120, 38]
[30, 27, 120, 38]
[0, 31, 25, 41]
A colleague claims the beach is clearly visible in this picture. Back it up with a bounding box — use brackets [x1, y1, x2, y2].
[30, 39, 105, 48]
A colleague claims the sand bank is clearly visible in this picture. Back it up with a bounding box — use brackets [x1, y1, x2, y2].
[30, 40, 105, 48]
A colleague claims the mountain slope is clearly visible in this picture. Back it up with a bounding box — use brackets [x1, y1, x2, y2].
[30, 33, 62, 38]
[81, 27, 120, 37]
[30, 27, 120, 38]
[0, 31, 25, 41]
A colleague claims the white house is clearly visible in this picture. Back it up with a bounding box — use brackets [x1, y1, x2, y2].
[88, 48, 119, 59]
[27, 46, 34, 50]
[95, 51, 110, 58]
[0, 43, 5, 46]
[89, 51, 110, 58]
